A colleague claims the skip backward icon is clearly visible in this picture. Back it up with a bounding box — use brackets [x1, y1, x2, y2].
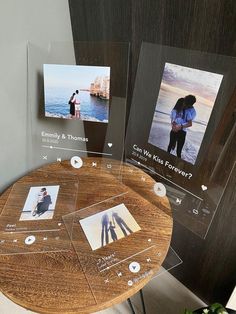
[176, 198, 182, 204]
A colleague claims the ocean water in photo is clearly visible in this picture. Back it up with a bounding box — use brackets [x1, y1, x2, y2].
[44, 87, 109, 122]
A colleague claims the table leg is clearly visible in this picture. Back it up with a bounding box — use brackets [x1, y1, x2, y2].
[127, 297, 136, 314]
[140, 289, 147, 314]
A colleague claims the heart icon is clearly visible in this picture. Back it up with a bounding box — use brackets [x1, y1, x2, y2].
[108, 143, 112, 147]
[201, 185, 207, 191]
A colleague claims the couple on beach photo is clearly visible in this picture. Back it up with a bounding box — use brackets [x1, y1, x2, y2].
[167, 95, 196, 159]
[69, 89, 81, 119]
[44, 64, 110, 123]
[148, 62, 223, 165]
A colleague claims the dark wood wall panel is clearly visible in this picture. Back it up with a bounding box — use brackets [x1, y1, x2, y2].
[68, 0, 236, 305]
[69, 0, 132, 42]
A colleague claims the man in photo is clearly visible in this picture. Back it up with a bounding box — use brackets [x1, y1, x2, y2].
[72, 89, 81, 119]
[101, 213, 109, 247]
[168, 95, 196, 159]
[69, 92, 75, 118]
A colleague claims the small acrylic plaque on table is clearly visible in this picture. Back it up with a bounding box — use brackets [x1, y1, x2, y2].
[0, 171, 78, 255]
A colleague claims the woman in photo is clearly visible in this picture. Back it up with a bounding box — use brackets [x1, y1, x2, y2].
[167, 98, 185, 155]
[73, 90, 81, 119]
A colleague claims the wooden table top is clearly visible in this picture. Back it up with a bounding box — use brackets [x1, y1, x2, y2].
[0, 157, 172, 314]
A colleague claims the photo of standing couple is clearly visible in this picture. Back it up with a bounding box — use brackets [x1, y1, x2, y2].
[148, 63, 223, 164]
[44, 64, 110, 123]
[79, 203, 141, 251]
[69, 89, 81, 119]
[167, 95, 196, 159]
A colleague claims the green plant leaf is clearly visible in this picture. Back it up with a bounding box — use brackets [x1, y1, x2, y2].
[210, 303, 225, 312]
[216, 309, 228, 314]
[183, 309, 194, 314]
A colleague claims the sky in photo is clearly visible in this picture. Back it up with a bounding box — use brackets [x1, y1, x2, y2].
[162, 63, 223, 103]
[44, 64, 110, 90]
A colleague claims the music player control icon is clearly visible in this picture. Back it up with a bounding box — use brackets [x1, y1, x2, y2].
[153, 182, 166, 197]
[70, 156, 83, 169]
[176, 198, 182, 204]
[129, 261, 140, 273]
[25, 235, 36, 245]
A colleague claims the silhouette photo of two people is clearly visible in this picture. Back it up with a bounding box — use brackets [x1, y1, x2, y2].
[101, 212, 133, 247]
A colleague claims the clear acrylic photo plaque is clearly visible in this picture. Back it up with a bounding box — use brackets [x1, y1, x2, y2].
[0, 170, 78, 255]
[27, 41, 129, 180]
[125, 42, 236, 238]
[63, 185, 176, 304]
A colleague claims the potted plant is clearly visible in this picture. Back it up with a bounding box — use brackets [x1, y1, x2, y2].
[184, 303, 235, 314]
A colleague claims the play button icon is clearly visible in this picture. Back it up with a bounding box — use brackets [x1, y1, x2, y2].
[153, 182, 166, 197]
[70, 156, 83, 169]
[25, 235, 36, 245]
[129, 261, 141, 273]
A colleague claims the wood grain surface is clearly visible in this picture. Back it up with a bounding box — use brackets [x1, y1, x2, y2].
[0, 158, 172, 313]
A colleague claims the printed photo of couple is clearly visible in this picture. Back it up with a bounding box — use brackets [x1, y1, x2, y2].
[79, 203, 141, 251]
[148, 63, 223, 165]
[44, 64, 110, 123]
[19, 185, 60, 221]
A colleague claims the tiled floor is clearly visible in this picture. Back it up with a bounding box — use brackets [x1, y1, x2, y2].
[0, 270, 206, 314]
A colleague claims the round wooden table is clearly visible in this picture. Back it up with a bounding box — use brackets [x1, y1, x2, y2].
[0, 158, 172, 314]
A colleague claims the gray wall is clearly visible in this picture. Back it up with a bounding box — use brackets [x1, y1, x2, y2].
[0, 0, 73, 193]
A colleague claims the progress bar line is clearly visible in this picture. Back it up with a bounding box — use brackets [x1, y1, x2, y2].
[131, 158, 203, 201]
[4, 229, 61, 234]
[100, 245, 156, 273]
[42, 145, 112, 156]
